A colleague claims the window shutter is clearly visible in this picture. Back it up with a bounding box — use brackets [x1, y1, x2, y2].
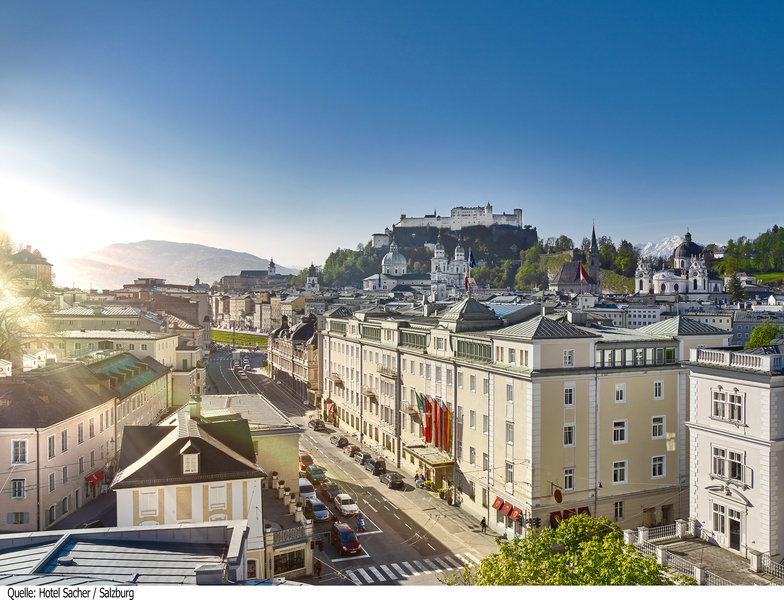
[23, 512, 29, 524]
[6, 513, 11, 525]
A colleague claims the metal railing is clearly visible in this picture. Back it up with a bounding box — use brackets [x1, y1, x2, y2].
[704, 572, 734, 586]
[272, 525, 307, 546]
[666, 554, 695, 578]
[647, 523, 677, 540]
[761, 553, 784, 582]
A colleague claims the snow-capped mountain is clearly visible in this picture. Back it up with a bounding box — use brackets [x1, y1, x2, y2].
[635, 235, 684, 259]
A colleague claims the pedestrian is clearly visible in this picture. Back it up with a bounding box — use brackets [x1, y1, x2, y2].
[480, 517, 487, 534]
[314, 558, 322, 578]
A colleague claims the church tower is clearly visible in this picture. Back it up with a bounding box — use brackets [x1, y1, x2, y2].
[588, 224, 602, 293]
[305, 263, 320, 293]
[268, 258, 276, 276]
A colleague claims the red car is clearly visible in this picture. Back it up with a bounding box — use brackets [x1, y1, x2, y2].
[344, 444, 361, 457]
[331, 522, 361, 556]
[299, 452, 314, 470]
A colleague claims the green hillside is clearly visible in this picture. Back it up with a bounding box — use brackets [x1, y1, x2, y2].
[601, 270, 634, 294]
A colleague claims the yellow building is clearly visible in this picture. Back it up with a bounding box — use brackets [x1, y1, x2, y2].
[320, 300, 730, 536]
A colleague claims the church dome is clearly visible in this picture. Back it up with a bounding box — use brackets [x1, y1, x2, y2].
[674, 232, 703, 259]
[381, 242, 407, 267]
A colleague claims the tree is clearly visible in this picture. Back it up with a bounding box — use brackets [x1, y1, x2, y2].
[745, 319, 783, 349]
[727, 272, 747, 303]
[441, 514, 694, 586]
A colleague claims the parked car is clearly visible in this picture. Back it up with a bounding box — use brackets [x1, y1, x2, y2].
[380, 472, 404, 490]
[364, 458, 387, 475]
[331, 522, 361, 556]
[343, 444, 361, 457]
[354, 451, 369, 465]
[334, 493, 359, 517]
[299, 452, 314, 470]
[305, 465, 327, 484]
[308, 419, 327, 432]
[329, 434, 349, 448]
[320, 480, 340, 501]
[299, 477, 317, 501]
[305, 498, 332, 522]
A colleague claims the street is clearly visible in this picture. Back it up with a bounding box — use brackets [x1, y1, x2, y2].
[207, 351, 492, 585]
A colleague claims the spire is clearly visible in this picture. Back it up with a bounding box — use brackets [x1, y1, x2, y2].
[590, 223, 598, 252]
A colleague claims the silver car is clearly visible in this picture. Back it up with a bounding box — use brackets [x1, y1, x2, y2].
[305, 498, 332, 522]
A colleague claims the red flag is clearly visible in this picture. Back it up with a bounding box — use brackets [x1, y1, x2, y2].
[433, 398, 439, 447]
[579, 263, 588, 282]
[422, 395, 431, 443]
[464, 276, 469, 290]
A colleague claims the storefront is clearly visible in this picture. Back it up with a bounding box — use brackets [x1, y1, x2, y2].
[402, 444, 454, 491]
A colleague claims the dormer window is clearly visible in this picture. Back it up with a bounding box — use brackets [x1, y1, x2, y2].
[182, 453, 199, 474]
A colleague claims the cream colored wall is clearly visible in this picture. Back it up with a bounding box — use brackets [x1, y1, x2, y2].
[253, 432, 298, 495]
[539, 340, 592, 369]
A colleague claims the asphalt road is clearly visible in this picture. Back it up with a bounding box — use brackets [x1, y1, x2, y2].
[206, 351, 483, 586]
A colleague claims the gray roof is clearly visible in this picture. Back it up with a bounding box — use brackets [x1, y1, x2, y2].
[551, 262, 597, 286]
[493, 315, 600, 340]
[199, 394, 302, 434]
[638, 316, 729, 337]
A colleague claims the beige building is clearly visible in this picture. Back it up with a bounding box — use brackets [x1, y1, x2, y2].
[172, 345, 207, 407]
[112, 400, 267, 577]
[321, 300, 731, 536]
[46, 305, 163, 332]
[269, 315, 320, 405]
[26, 330, 179, 368]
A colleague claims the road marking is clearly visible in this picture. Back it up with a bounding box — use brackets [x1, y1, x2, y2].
[393, 514, 400, 519]
[404, 523, 412, 529]
[433, 557, 452, 570]
[427, 543, 436, 551]
[332, 551, 371, 563]
[345, 570, 362, 585]
[455, 553, 473, 566]
[424, 558, 439, 572]
[401, 561, 417, 575]
[363, 502, 377, 513]
[413, 560, 430, 574]
[356, 568, 374, 583]
[368, 566, 386, 581]
[384, 499, 399, 510]
[380, 565, 397, 580]
[464, 552, 480, 565]
[443, 556, 463, 569]
[356, 530, 383, 536]
[391, 563, 408, 578]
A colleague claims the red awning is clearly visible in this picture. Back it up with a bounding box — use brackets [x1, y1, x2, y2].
[562, 508, 577, 520]
[549, 511, 562, 528]
[509, 507, 522, 521]
[578, 506, 591, 516]
[327, 402, 337, 413]
[500, 502, 513, 516]
[491, 496, 504, 510]
[86, 471, 104, 485]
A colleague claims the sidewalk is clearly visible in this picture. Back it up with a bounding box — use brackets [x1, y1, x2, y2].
[50, 491, 117, 530]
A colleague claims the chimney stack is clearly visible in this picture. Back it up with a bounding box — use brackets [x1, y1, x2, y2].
[189, 395, 202, 420]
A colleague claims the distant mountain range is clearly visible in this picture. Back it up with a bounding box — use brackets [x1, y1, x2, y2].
[55, 240, 298, 291]
[635, 234, 723, 259]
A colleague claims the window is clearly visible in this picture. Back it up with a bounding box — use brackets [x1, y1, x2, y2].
[505, 422, 514, 445]
[563, 425, 575, 447]
[208, 484, 227, 510]
[482, 453, 489, 471]
[61, 466, 68, 484]
[612, 460, 627, 484]
[483, 378, 489, 396]
[653, 381, 663, 400]
[61, 497, 69, 515]
[728, 451, 744, 482]
[139, 491, 158, 516]
[78, 457, 84, 475]
[469, 410, 476, 429]
[457, 371, 463, 388]
[482, 414, 489, 435]
[402, 358, 406, 371]
[469, 375, 476, 392]
[614, 501, 624, 520]
[456, 441, 462, 460]
[615, 383, 626, 403]
[419, 363, 424, 377]
[12, 440, 27, 464]
[49, 472, 56, 493]
[522, 349, 529, 367]
[564, 468, 574, 491]
[508, 348, 516, 363]
[612, 420, 627, 444]
[60, 430, 68, 453]
[651, 455, 665, 478]
[425, 364, 431, 380]
[469, 447, 476, 465]
[90, 450, 95, 468]
[11, 479, 25, 499]
[563, 349, 574, 368]
[183, 454, 199, 474]
[9, 512, 27, 525]
[728, 394, 743, 422]
[652, 416, 665, 439]
[712, 447, 726, 477]
[505, 461, 514, 485]
[712, 503, 726, 534]
[47, 435, 55, 460]
[564, 384, 575, 406]
[89, 418, 95, 438]
[141, 344, 147, 351]
[506, 383, 513, 402]
[77, 423, 84, 444]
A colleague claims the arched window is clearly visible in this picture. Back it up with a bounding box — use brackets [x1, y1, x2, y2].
[674, 284, 679, 292]
[693, 279, 698, 289]
[639, 280, 644, 290]
[661, 284, 666, 293]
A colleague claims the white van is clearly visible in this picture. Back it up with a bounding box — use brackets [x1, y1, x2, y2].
[299, 477, 316, 501]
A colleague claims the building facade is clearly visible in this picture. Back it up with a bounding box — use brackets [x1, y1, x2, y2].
[269, 316, 319, 405]
[395, 204, 523, 231]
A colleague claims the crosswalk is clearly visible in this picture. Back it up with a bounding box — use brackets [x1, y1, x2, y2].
[343, 552, 481, 585]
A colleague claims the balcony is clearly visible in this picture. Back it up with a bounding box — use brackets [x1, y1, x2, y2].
[401, 401, 419, 415]
[376, 364, 398, 379]
[327, 373, 344, 386]
[362, 386, 376, 399]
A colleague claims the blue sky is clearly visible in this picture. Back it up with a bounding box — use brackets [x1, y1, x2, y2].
[1, 1, 783, 272]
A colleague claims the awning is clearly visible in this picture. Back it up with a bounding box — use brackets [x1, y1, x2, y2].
[549, 511, 562, 528]
[491, 496, 504, 510]
[87, 471, 104, 485]
[327, 403, 337, 413]
[562, 508, 577, 520]
[509, 507, 522, 521]
[403, 444, 454, 468]
[500, 502, 513, 516]
[578, 506, 591, 516]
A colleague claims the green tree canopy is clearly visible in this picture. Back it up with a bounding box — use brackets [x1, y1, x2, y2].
[727, 272, 747, 303]
[745, 319, 783, 349]
[441, 514, 693, 586]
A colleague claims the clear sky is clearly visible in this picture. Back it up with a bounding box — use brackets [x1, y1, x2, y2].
[1, 1, 783, 271]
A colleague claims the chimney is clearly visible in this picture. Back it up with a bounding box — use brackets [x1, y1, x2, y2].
[567, 311, 587, 326]
[189, 395, 202, 420]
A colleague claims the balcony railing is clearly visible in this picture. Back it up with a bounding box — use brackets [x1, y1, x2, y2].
[690, 348, 784, 373]
[401, 401, 419, 415]
[362, 386, 376, 399]
[376, 364, 398, 379]
[327, 373, 343, 386]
